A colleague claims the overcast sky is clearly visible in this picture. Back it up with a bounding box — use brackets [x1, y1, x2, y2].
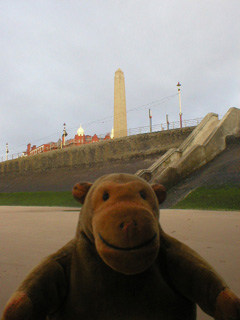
[1, 0, 239, 157]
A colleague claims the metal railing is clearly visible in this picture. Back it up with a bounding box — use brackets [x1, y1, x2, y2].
[0, 117, 203, 163]
[127, 118, 202, 136]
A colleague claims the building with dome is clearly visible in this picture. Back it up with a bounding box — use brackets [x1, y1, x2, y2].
[77, 125, 84, 136]
[26, 124, 112, 156]
[74, 125, 85, 145]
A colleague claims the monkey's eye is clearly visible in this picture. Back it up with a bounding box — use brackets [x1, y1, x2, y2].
[140, 190, 147, 200]
[102, 192, 109, 201]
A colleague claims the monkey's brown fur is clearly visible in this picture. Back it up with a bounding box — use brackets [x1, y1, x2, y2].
[2, 174, 240, 319]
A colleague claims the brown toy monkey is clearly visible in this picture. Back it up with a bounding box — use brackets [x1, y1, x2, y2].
[2, 173, 240, 319]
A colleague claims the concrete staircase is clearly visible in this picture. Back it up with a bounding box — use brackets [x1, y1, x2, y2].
[136, 107, 240, 188]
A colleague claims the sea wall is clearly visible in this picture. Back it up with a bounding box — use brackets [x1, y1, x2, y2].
[0, 127, 194, 175]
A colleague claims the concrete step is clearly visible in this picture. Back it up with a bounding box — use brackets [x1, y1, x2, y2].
[136, 107, 240, 189]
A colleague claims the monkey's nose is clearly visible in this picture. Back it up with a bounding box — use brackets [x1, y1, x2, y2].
[119, 221, 137, 233]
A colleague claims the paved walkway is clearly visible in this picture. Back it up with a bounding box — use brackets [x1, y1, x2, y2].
[1, 206, 239, 319]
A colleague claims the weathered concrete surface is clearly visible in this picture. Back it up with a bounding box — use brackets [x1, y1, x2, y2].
[0, 157, 157, 193]
[161, 135, 240, 208]
[1, 207, 239, 319]
[0, 127, 194, 193]
[0, 127, 193, 176]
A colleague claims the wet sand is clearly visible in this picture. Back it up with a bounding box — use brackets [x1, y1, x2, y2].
[0, 206, 239, 319]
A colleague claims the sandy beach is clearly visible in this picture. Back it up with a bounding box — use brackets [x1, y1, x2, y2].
[0, 206, 239, 319]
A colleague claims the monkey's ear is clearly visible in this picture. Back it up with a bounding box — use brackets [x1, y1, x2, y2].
[72, 182, 92, 204]
[151, 184, 166, 204]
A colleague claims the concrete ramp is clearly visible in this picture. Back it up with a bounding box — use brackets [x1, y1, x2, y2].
[136, 107, 240, 188]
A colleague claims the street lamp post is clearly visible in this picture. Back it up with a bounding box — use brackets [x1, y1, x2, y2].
[166, 114, 170, 130]
[6, 143, 9, 161]
[62, 123, 68, 148]
[149, 109, 152, 133]
[177, 82, 182, 128]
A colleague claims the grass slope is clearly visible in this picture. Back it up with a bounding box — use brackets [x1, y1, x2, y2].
[1, 187, 239, 210]
[0, 191, 80, 207]
[173, 186, 240, 211]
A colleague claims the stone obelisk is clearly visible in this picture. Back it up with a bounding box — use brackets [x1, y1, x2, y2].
[114, 68, 127, 138]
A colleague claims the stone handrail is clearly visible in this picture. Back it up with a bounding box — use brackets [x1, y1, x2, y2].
[136, 112, 219, 181]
